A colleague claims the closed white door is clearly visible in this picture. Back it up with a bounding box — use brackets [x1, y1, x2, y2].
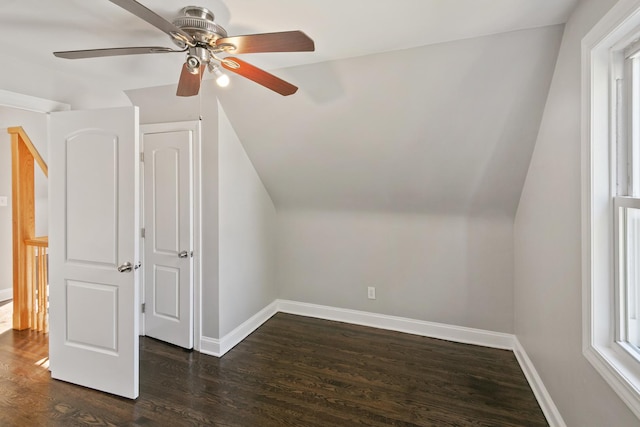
[49, 107, 140, 399]
[142, 123, 194, 349]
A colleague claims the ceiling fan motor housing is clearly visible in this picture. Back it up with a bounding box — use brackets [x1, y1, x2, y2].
[172, 6, 228, 47]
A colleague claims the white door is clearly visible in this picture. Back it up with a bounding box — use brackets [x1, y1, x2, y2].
[141, 122, 194, 349]
[49, 107, 140, 399]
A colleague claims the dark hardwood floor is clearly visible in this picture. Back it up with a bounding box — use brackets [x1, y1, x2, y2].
[0, 313, 547, 426]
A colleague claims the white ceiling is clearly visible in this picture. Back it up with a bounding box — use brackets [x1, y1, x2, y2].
[2, 0, 578, 216]
[0, 0, 577, 106]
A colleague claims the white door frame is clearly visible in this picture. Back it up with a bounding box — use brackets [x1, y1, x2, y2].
[139, 120, 202, 351]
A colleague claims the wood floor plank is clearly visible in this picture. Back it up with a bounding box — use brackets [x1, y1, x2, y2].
[0, 313, 547, 426]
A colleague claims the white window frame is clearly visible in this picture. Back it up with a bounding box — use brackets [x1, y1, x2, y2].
[583, 0, 640, 419]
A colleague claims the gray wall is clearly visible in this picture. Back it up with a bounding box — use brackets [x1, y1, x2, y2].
[277, 211, 514, 332]
[217, 25, 564, 217]
[216, 24, 563, 338]
[218, 105, 277, 336]
[514, 0, 639, 424]
[0, 107, 48, 299]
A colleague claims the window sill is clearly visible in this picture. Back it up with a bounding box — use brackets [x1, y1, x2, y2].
[584, 344, 640, 416]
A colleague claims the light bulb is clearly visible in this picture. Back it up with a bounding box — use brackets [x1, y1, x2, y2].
[216, 73, 230, 87]
[210, 64, 230, 88]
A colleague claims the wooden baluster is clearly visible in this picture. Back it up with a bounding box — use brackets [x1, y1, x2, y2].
[36, 247, 42, 332]
[23, 238, 49, 333]
[35, 246, 40, 331]
[32, 246, 37, 332]
[32, 245, 37, 331]
[43, 248, 49, 333]
[25, 244, 34, 330]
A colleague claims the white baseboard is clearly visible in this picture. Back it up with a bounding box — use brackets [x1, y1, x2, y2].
[513, 338, 566, 427]
[276, 299, 515, 350]
[0, 288, 12, 302]
[196, 298, 561, 427]
[199, 336, 222, 357]
[200, 301, 279, 357]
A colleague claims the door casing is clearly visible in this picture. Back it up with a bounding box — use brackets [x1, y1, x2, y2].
[139, 120, 202, 351]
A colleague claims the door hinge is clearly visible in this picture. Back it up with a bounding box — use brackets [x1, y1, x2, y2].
[141, 303, 146, 313]
[140, 152, 144, 162]
[141, 227, 145, 238]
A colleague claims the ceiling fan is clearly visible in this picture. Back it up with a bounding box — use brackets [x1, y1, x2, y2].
[53, 0, 315, 97]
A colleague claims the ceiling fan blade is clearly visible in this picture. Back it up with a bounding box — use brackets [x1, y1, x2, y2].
[54, 46, 184, 59]
[176, 63, 204, 97]
[107, 0, 194, 44]
[216, 31, 314, 54]
[221, 57, 298, 96]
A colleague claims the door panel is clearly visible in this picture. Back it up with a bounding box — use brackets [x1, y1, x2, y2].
[142, 124, 193, 349]
[49, 107, 140, 399]
[154, 265, 180, 319]
[66, 281, 118, 353]
[65, 132, 118, 265]
[153, 148, 180, 252]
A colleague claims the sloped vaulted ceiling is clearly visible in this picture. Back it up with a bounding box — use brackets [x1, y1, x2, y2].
[215, 25, 564, 217]
[2, 0, 572, 217]
[1, 0, 575, 106]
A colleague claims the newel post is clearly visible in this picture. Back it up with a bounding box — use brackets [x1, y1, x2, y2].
[9, 126, 47, 331]
[9, 127, 35, 330]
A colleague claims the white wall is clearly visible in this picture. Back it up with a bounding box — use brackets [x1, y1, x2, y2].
[0, 107, 48, 299]
[218, 105, 277, 336]
[514, 0, 639, 424]
[278, 211, 514, 333]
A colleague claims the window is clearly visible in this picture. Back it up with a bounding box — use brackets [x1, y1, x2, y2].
[583, 0, 640, 419]
[616, 197, 640, 352]
[615, 35, 640, 360]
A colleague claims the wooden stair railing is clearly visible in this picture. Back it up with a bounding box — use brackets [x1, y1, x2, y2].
[24, 237, 48, 333]
[8, 126, 48, 331]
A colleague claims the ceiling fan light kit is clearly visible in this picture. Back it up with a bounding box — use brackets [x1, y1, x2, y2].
[53, 0, 315, 97]
[210, 64, 230, 87]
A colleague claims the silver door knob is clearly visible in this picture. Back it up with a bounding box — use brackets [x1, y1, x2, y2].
[178, 251, 189, 258]
[118, 262, 133, 273]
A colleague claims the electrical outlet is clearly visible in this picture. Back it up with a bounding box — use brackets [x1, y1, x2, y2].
[367, 286, 376, 300]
